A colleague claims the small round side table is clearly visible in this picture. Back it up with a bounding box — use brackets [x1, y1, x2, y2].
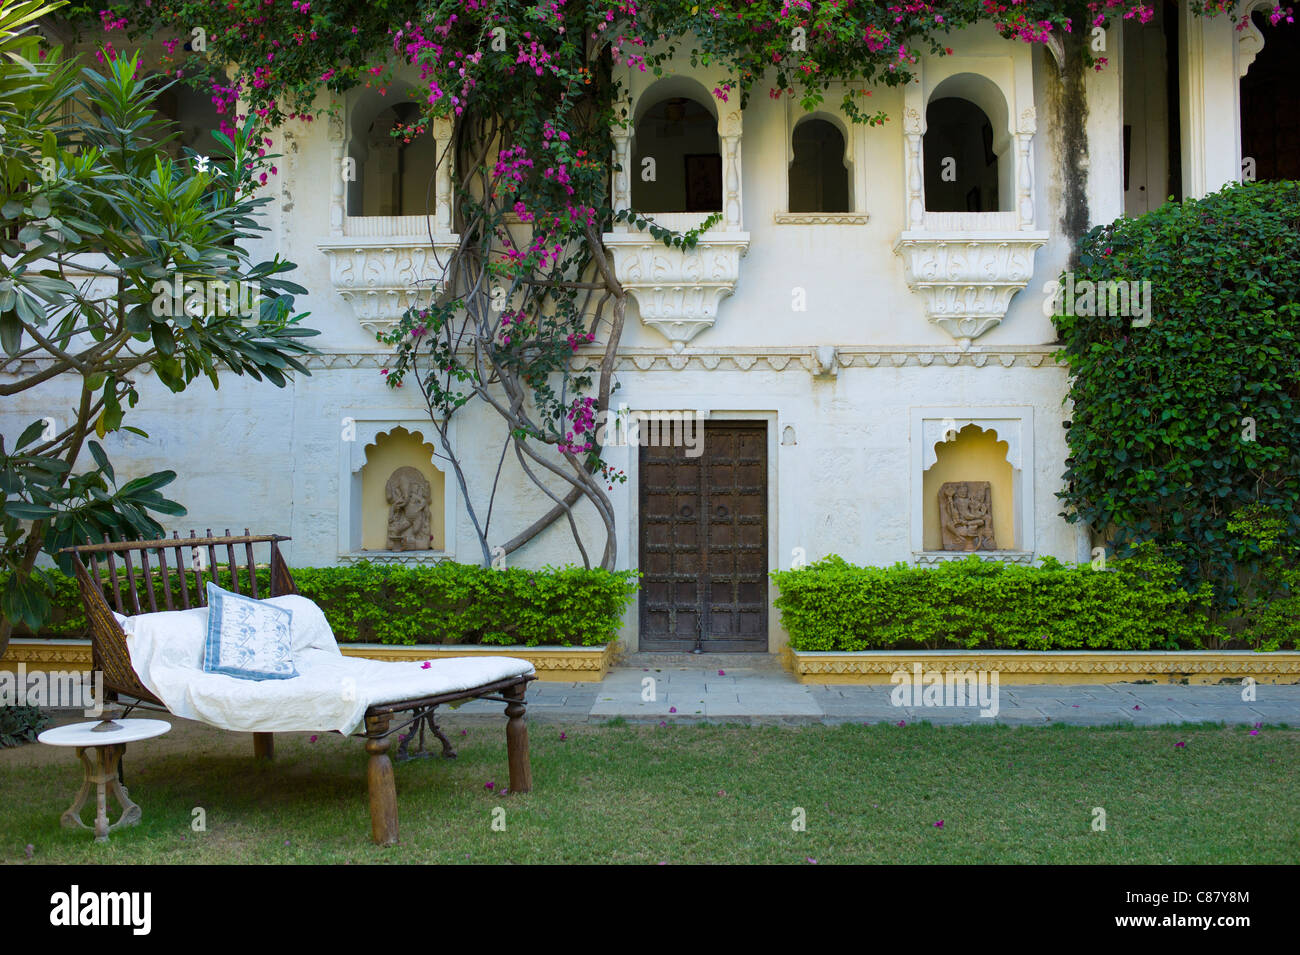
[38, 718, 171, 842]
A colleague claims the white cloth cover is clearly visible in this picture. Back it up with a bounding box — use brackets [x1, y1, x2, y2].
[119, 595, 535, 735]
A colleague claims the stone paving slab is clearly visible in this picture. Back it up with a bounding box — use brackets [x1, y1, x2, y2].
[442, 665, 1300, 726]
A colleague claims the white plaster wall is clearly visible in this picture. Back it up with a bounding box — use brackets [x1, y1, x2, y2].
[4, 19, 1243, 650]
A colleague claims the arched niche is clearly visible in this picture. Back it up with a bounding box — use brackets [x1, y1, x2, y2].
[909, 407, 1036, 560]
[922, 424, 1014, 550]
[630, 79, 721, 214]
[359, 427, 446, 552]
[338, 415, 457, 561]
[789, 115, 851, 214]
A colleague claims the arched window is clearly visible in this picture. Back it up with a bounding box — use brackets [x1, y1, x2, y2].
[1240, 10, 1300, 183]
[153, 82, 223, 161]
[788, 118, 850, 213]
[924, 97, 1000, 213]
[350, 102, 440, 217]
[631, 96, 721, 213]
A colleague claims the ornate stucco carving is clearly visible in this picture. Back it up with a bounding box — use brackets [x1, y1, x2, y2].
[893, 232, 1049, 347]
[316, 237, 460, 337]
[774, 213, 869, 225]
[602, 230, 750, 350]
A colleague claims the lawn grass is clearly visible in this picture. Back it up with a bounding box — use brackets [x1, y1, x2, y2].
[2, 718, 1296, 864]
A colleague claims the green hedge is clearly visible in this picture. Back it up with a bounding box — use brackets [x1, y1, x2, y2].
[6, 562, 638, 647]
[770, 545, 1262, 652]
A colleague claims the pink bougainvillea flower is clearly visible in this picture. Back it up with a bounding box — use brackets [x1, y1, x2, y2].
[934, 820, 944, 829]
[309, 735, 318, 743]
[421, 661, 431, 669]
[806, 857, 818, 864]
[718, 669, 726, 676]
[485, 781, 495, 791]
[896, 720, 906, 727]
[460, 729, 467, 736]
[1174, 741, 1186, 748]
[559, 732, 567, 742]
[1249, 729, 1260, 736]
[1133, 705, 1141, 710]
[717, 790, 726, 797]
[669, 706, 677, 713]
[659, 721, 667, 728]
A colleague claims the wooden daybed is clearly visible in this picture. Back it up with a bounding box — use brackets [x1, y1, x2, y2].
[62, 532, 535, 846]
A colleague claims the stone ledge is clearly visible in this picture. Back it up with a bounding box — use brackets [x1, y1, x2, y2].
[2, 640, 616, 683]
[781, 647, 1300, 685]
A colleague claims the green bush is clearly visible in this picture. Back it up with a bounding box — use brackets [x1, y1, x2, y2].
[1053, 180, 1300, 616]
[771, 545, 1233, 652]
[0, 705, 48, 748]
[2, 562, 637, 647]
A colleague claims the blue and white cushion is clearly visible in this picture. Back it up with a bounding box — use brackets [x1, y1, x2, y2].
[202, 583, 298, 681]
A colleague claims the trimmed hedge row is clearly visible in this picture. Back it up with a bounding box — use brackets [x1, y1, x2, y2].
[769, 545, 1270, 652]
[7, 561, 638, 647]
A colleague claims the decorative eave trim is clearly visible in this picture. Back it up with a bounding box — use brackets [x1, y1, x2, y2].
[0, 345, 1065, 378]
[773, 213, 869, 225]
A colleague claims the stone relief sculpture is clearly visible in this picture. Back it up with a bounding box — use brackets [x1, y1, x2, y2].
[940, 481, 995, 551]
[385, 466, 432, 551]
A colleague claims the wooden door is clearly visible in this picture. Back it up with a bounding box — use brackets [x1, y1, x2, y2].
[639, 422, 767, 652]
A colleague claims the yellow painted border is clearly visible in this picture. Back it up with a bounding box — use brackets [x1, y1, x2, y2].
[2, 640, 617, 683]
[781, 646, 1300, 684]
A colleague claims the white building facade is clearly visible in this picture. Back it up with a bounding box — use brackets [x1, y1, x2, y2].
[7, 5, 1298, 652]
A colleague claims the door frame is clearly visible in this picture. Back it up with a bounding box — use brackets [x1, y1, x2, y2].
[626, 408, 779, 653]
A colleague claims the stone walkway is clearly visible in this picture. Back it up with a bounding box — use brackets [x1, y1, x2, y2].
[451, 657, 1300, 726]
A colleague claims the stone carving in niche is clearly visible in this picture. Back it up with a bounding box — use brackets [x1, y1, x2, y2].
[385, 466, 432, 551]
[940, 481, 995, 551]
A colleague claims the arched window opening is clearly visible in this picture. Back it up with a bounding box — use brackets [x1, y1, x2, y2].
[789, 118, 850, 213]
[631, 96, 721, 213]
[352, 102, 440, 217]
[1240, 11, 1300, 182]
[924, 97, 999, 213]
[153, 82, 223, 162]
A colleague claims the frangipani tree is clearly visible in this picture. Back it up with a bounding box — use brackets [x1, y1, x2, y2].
[0, 0, 318, 652]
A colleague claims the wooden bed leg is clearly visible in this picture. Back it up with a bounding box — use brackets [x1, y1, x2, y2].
[504, 683, 532, 795]
[253, 732, 274, 760]
[365, 715, 398, 846]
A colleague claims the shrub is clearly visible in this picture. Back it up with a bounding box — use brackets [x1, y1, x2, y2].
[771, 545, 1227, 652]
[1053, 180, 1300, 617]
[0, 705, 48, 748]
[2, 562, 638, 647]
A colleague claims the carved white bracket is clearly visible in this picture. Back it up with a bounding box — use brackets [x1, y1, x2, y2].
[317, 235, 461, 338]
[1237, 2, 1271, 77]
[603, 222, 749, 351]
[893, 232, 1048, 347]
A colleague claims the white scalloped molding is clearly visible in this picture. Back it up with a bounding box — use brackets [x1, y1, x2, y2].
[910, 407, 1035, 560]
[337, 413, 457, 561]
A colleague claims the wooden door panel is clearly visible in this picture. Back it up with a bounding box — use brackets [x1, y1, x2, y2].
[639, 421, 767, 652]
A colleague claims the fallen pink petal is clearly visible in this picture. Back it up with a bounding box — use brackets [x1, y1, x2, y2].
[669, 706, 676, 713]
[1174, 741, 1186, 748]
[485, 781, 495, 790]
[934, 820, 944, 829]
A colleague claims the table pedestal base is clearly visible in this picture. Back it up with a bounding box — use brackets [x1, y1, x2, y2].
[61, 743, 141, 842]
